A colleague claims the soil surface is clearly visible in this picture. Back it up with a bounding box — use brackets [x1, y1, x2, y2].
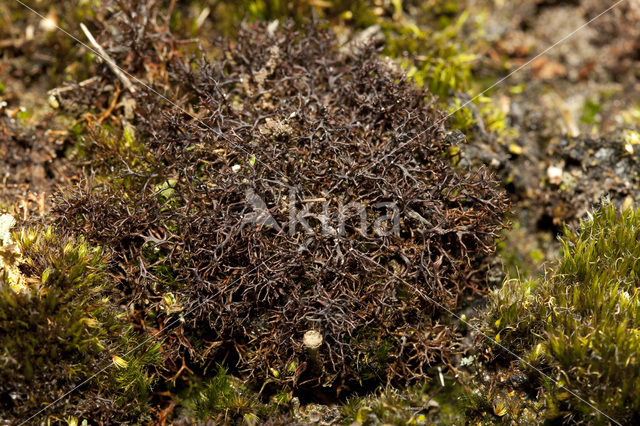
[1, 0, 640, 423]
[461, 0, 640, 277]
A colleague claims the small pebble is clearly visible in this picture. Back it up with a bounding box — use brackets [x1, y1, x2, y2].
[547, 166, 563, 185]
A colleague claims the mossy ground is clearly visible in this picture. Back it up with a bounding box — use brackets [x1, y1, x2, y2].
[474, 203, 640, 424]
[2, 0, 640, 424]
[0, 223, 160, 422]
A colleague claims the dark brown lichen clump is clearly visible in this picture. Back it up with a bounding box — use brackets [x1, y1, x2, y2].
[53, 11, 508, 392]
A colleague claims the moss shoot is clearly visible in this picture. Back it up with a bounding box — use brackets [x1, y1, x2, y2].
[0, 225, 159, 422]
[478, 203, 640, 424]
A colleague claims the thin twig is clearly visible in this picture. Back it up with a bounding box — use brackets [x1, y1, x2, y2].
[80, 23, 136, 93]
[97, 84, 123, 124]
[48, 76, 100, 97]
[0, 38, 27, 48]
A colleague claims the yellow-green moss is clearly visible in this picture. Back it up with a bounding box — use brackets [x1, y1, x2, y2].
[0, 225, 159, 422]
[480, 203, 640, 423]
